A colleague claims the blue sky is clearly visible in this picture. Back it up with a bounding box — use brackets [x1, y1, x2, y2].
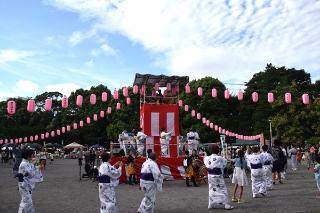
[0, 0, 319, 99]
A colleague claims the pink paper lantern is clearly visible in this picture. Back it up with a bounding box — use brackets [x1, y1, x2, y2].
[222, 129, 226, 134]
[140, 85, 146, 95]
[113, 90, 119, 100]
[202, 117, 206, 124]
[191, 110, 196, 117]
[15, 138, 18, 143]
[302, 94, 310, 105]
[101, 92, 108, 102]
[45, 98, 52, 111]
[0, 140, 3, 144]
[252, 92, 259, 103]
[154, 83, 160, 91]
[57, 129, 61, 136]
[185, 84, 190, 94]
[86, 117, 91, 124]
[178, 100, 183, 107]
[27, 99, 35, 112]
[62, 127, 66, 133]
[285, 92, 292, 104]
[214, 125, 218, 131]
[116, 103, 121, 110]
[10, 139, 13, 144]
[126, 97, 131, 105]
[107, 107, 112, 114]
[237, 90, 244, 101]
[90, 94, 96, 105]
[226, 130, 229, 136]
[19, 138, 22, 143]
[268, 92, 274, 103]
[73, 123, 78, 129]
[7, 100, 16, 115]
[212, 88, 218, 98]
[76, 95, 83, 107]
[133, 85, 139, 94]
[166, 83, 171, 91]
[100, 111, 105, 118]
[197, 113, 201, 120]
[5, 139, 9, 143]
[41, 134, 45, 140]
[45, 132, 49, 138]
[218, 127, 222, 133]
[66, 125, 71, 132]
[61, 95, 68, 108]
[184, 105, 189, 112]
[206, 120, 210, 126]
[210, 123, 214, 129]
[197, 87, 203, 96]
[122, 87, 129, 97]
[79, 120, 84, 127]
[51, 131, 55, 137]
[224, 89, 230, 99]
[93, 114, 98, 121]
[35, 135, 38, 141]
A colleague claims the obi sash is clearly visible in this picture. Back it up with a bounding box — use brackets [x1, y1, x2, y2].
[97, 175, 111, 183]
[251, 163, 263, 169]
[264, 161, 271, 166]
[188, 136, 195, 140]
[207, 168, 222, 175]
[15, 173, 24, 182]
[140, 173, 154, 181]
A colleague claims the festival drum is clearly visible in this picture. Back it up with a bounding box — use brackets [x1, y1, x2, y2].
[192, 158, 207, 184]
[192, 159, 203, 173]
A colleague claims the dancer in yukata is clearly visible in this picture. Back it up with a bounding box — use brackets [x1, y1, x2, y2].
[138, 153, 163, 213]
[16, 148, 44, 213]
[204, 145, 234, 210]
[136, 128, 147, 156]
[160, 128, 172, 157]
[98, 153, 123, 213]
[186, 129, 200, 154]
[260, 145, 274, 190]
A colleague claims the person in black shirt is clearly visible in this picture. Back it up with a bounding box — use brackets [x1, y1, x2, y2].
[127, 150, 137, 185]
[183, 150, 198, 187]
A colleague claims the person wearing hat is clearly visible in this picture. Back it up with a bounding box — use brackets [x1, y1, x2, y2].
[138, 152, 163, 213]
[16, 148, 44, 213]
[98, 152, 123, 213]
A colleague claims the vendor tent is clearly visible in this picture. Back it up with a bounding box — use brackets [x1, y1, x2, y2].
[63, 142, 83, 149]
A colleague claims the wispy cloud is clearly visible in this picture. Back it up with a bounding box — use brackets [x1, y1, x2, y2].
[68, 29, 96, 46]
[15, 80, 39, 93]
[91, 42, 117, 57]
[45, 83, 80, 96]
[0, 49, 37, 64]
[46, 0, 320, 85]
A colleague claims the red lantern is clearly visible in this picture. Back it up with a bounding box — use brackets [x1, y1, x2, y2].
[122, 87, 128, 97]
[197, 113, 201, 120]
[184, 105, 189, 112]
[212, 88, 217, 98]
[7, 100, 16, 115]
[116, 103, 121, 110]
[100, 111, 105, 118]
[133, 85, 139, 94]
[237, 90, 244, 101]
[268, 92, 274, 103]
[27, 99, 35, 112]
[113, 89, 119, 100]
[66, 125, 71, 132]
[79, 120, 84, 127]
[191, 110, 195, 117]
[107, 107, 112, 114]
[166, 83, 171, 91]
[101, 92, 108, 102]
[126, 97, 131, 105]
[45, 98, 52, 111]
[73, 123, 78, 129]
[185, 84, 190, 94]
[224, 89, 230, 99]
[90, 94, 96, 105]
[178, 100, 183, 107]
[86, 117, 91, 124]
[93, 114, 98, 121]
[302, 94, 310, 105]
[76, 95, 83, 107]
[61, 95, 68, 108]
[285, 92, 292, 104]
[197, 87, 203, 96]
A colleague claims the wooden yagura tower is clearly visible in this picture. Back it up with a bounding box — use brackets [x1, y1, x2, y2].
[133, 74, 189, 157]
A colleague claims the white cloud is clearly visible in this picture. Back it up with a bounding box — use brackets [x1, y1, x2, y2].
[91, 43, 116, 57]
[15, 80, 39, 93]
[45, 83, 81, 96]
[47, 0, 320, 83]
[68, 29, 96, 46]
[0, 49, 36, 64]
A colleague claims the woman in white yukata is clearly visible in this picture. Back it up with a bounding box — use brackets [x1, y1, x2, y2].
[260, 145, 274, 190]
[204, 145, 234, 210]
[247, 147, 267, 198]
[98, 153, 123, 213]
[17, 148, 44, 213]
[138, 152, 163, 213]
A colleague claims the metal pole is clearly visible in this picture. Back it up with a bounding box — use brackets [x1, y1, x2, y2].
[269, 120, 273, 150]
